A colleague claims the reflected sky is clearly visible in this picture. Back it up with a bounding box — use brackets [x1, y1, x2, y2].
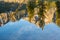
[0, 19, 60, 40]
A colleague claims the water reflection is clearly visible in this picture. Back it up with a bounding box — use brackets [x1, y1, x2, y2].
[56, 19, 60, 27]
[0, 1, 60, 29]
[0, 1, 60, 40]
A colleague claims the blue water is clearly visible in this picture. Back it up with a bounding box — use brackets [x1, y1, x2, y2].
[0, 19, 60, 40]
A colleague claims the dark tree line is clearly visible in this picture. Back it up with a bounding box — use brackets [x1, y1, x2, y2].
[55, 1, 60, 19]
[55, 1, 60, 27]
[0, 1, 19, 13]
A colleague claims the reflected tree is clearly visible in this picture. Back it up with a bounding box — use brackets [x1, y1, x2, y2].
[37, 0, 46, 29]
[55, 1, 60, 27]
[27, 0, 36, 22]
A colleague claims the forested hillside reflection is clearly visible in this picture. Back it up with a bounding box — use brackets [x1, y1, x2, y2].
[0, 0, 60, 30]
[0, 1, 19, 13]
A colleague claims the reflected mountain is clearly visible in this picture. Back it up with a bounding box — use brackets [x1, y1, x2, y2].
[0, 0, 60, 30]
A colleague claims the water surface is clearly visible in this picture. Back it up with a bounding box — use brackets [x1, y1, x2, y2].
[0, 19, 60, 40]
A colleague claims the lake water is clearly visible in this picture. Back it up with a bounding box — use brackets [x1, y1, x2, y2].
[0, 19, 60, 40]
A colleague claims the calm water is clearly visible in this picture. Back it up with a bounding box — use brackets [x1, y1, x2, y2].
[0, 19, 60, 40]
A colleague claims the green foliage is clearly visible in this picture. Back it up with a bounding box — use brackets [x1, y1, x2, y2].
[27, 1, 36, 11]
[55, 1, 60, 19]
[37, 1, 45, 27]
[55, 1, 60, 14]
[27, 0, 36, 22]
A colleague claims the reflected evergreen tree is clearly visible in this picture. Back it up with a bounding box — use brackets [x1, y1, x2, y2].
[27, 0, 36, 22]
[55, 1, 60, 19]
[35, 1, 46, 30]
[55, 1, 60, 27]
